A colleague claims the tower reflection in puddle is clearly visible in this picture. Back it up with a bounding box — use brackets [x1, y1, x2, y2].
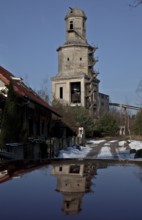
[51, 160, 97, 215]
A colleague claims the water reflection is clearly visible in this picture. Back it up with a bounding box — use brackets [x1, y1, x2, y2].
[1, 159, 142, 220]
[0, 160, 50, 183]
[51, 160, 108, 215]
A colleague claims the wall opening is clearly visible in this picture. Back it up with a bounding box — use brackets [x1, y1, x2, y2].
[70, 82, 81, 103]
[69, 165, 80, 174]
[59, 166, 62, 171]
[41, 120, 45, 134]
[60, 87, 63, 99]
[70, 21, 73, 30]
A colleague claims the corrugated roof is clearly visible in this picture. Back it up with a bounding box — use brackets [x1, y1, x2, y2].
[0, 66, 60, 116]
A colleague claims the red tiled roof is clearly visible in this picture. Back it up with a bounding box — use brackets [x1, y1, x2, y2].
[0, 66, 60, 116]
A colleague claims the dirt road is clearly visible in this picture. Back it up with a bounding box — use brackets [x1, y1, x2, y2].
[86, 139, 131, 159]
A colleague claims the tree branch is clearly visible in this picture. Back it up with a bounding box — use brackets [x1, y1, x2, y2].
[129, 0, 142, 7]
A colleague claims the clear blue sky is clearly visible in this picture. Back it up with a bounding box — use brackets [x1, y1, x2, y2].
[0, 0, 142, 106]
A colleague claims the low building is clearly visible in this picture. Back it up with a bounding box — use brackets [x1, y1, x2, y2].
[0, 66, 76, 159]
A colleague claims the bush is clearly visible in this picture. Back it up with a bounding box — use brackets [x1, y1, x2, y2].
[52, 99, 96, 138]
[95, 112, 119, 137]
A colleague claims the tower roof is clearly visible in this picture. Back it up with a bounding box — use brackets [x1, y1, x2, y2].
[65, 8, 87, 20]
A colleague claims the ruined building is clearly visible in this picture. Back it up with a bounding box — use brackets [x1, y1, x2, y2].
[51, 8, 109, 116]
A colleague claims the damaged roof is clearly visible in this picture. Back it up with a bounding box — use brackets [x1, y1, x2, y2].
[0, 66, 60, 117]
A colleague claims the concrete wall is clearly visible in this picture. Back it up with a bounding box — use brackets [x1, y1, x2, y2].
[98, 93, 109, 114]
[52, 77, 86, 106]
[65, 16, 86, 43]
[52, 163, 84, 176]
[58, 46, 88, 76]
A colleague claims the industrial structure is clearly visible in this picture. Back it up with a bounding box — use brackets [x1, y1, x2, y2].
[51, 8, 109, 116]
[109, 103, 142, 136]
[109, 103, 142, 111]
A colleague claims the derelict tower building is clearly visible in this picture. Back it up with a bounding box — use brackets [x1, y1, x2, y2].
[51, 8, 100, 115]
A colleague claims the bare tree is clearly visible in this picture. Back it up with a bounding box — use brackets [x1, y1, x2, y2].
[36, 78, 50, 103]
[129, 0, 142, 7]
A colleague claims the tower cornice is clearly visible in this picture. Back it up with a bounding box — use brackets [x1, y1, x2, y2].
[57, 43, 95, 52]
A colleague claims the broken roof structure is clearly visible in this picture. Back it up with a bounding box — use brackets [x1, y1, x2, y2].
[0, 66, 60, 117]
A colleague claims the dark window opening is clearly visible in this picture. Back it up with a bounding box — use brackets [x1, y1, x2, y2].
[60, 87, 63, 99]
[67, 57, 69, 61]
[80, 57, 82, 61]
[42, 121, 45, 134]
[66, 202, 70, 209]
[70, 21, 73, 30]
[36, 119, 40, 135]
[70, 82, 81, 103]
[69, 165, 80, 174]
[59, 166, 62, 171]
[29, 118, 33, 136]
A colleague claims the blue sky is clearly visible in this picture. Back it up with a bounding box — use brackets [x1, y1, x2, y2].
[0, 0, 142, 106]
